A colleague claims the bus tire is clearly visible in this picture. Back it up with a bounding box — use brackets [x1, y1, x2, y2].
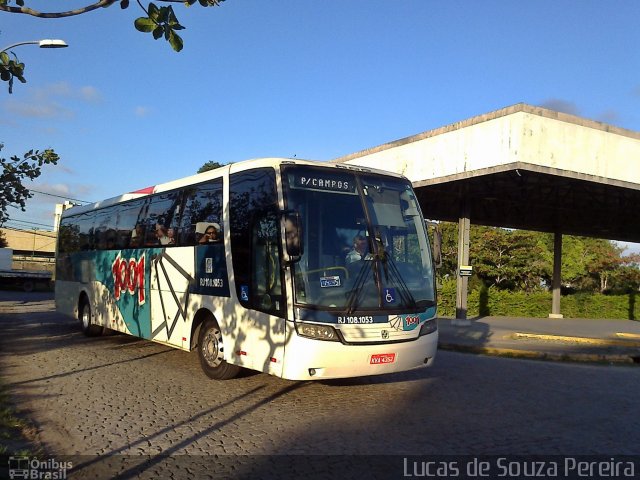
[79, 298, 103, 337]
[197, 318, 240, 380]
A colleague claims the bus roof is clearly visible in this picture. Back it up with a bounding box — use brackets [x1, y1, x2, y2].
[61, 157, 406, 217]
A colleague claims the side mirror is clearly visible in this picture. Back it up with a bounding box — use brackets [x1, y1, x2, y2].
[281, 211, 303, 263]
[430, 222, 443, 269]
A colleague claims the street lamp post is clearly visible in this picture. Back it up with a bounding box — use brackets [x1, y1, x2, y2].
[0, 38, 68, 93]
[1, 39, 68, 53]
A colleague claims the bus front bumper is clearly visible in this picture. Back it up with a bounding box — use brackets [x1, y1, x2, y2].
[280, 329, 438, 380]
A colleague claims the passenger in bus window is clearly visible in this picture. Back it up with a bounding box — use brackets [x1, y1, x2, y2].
[198, 223, 221, 244]
[130, 224, 144, 248]
[156, 224, 174, 246]
[167, 227, 177, 246]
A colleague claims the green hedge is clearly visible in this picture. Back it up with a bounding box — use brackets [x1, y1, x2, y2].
[437, 280, 639, 320]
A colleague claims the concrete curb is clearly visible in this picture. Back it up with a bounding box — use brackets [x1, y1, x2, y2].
[438, 343, 640, 365]
[511, 332, 640, 348]
[616, 332, 640, 340]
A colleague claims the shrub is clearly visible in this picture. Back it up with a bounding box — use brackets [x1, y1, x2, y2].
[437, 279, 639, 320]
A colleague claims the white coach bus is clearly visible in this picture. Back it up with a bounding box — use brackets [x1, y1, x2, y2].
[55, 159, 438, 380]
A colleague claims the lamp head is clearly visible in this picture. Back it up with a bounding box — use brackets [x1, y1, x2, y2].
[38, 39, 68, 49]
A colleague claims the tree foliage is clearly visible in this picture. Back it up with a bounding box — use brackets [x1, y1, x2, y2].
[0, 0, 226, 91]
[0, 50, 25, 94]
[470, 226, 551, 292]
[0, 0, 224, 51]
[435, 222, 640, 294]
[583, 238, 626, 292]
[434, 221, 459, 277]
[0, 143, 59, 226]
[197, 161, 227, 174]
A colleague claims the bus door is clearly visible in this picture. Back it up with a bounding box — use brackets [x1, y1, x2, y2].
[230, 168, 287, 376]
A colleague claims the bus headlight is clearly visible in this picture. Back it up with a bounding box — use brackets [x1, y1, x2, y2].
[295, 323, 340, 342]
[419, 319, 438, 336]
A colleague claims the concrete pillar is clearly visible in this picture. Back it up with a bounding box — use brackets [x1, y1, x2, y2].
[454, 203, 471, 325]
[549, 232, 564, 319]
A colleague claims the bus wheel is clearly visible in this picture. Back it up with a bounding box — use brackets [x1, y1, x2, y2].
[198, 318, 240, 380]
[79, 299, 103, 337]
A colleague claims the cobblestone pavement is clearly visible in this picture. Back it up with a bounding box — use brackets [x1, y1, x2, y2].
[1, 292, 639, 479]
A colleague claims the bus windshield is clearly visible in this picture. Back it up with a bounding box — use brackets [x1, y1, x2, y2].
[282, 165, 435, 312]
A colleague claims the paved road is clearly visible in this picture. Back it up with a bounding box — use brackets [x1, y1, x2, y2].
[1, 291, 639, 479]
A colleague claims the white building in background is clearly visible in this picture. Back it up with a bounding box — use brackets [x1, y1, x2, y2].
[335, 103, 640, 319]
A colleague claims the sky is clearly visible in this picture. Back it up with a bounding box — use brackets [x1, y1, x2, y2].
[2, 0, 640, 253]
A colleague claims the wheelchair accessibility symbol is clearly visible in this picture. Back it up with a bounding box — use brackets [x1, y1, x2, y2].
[240, 285, 249, 302]
[384, 288, 396, 304]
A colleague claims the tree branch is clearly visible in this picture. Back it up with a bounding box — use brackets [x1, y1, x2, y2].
[0, 0, 117, 18]
[135, 0, 149, 16]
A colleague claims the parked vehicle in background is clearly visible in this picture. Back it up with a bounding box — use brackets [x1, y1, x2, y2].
[0, 248, 52, 292]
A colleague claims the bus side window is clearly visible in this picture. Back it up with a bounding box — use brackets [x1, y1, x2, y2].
[144, 192, 180, 246]
[230, 168, 283, 315]
[94, 208, 112, 250]
[77, 212, 95, 251]
[178, 180, 223, 246]
[116, 199, 146, 249]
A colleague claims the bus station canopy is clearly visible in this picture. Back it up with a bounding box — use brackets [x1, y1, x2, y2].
[334, 103, 640, 244]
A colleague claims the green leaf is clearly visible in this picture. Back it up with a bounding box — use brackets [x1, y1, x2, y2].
[134, 17, 156, 32]
[157, 5, 169, 23]
[153, 26, 164, 40]
[16, 0, 24, 6]
[168, 31, 183, 52]
[0, 70, 10, 81]
[0, 52, 8, 65]
[167, 5, 179, 24]
[120, 0, 130, 8]
[147, 2, 159, 21]
[43, 149, 60, 164]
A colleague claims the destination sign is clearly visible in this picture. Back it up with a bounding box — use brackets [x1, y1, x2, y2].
[290, 173, 356, 193]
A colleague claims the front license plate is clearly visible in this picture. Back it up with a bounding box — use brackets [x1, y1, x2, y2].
[370, 353, 396, 365]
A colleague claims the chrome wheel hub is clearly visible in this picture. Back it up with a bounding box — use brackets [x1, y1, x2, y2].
[202, 328, 223, 367]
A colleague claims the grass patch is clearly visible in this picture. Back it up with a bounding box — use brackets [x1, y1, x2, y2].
[0, 380, 40, 457]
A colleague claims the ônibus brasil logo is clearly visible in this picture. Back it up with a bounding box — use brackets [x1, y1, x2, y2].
[112, 252, 146, 304]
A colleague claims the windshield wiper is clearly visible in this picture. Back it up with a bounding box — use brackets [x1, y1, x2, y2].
[345, 231, 425, 314]
[376, 243, 418, 311]
[345, 257, 374, 314]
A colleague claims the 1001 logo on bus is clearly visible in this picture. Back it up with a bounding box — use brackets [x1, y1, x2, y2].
[112, 253, 146, 304]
